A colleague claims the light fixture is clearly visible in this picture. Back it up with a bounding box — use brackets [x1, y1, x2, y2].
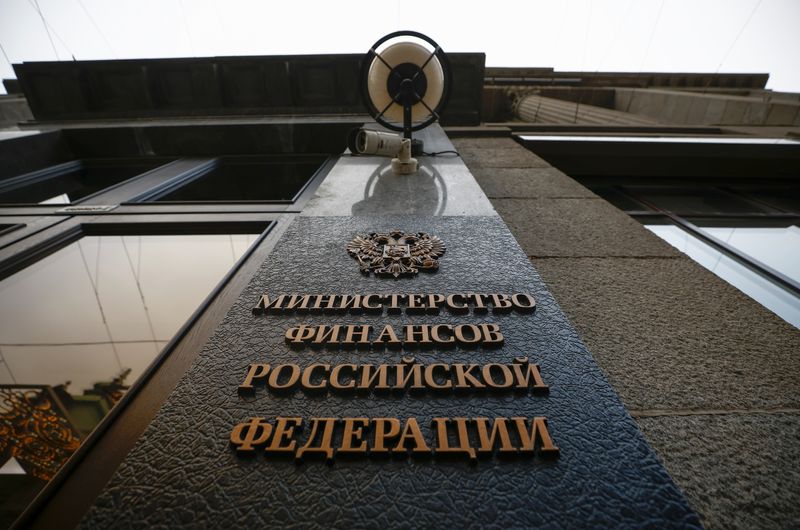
[349, 31, 451, 175]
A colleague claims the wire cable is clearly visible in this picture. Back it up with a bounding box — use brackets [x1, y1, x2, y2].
[423, 150, 460, 157]
[703, 0, 763, 94]
[75, 0, 116, 56]
[31, 0, 60, 60]
[0, 41, 12, 68]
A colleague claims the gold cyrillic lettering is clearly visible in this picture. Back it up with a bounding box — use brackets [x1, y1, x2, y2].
[453, 364, 485, 389]
[230, 417, 273, 453]
[454, 324, 481, 344]
[473, 418, 515, 454]
[372, 325, 401, 347]
[362, 294, 383, 313]
[471, 293, 488, 313]
[430, 324, 454, 345]
[330, 364, 357, 391]
[490, 293, 513, 313]
[265, 417, 302, 453]
[393, 418, 430, 454]
[285, 324, 315, 345]
[482, 363, 514, 389]
[300, 363, 330, 390]
[358, 364, 391, 391]
[424, 364, 452, 390]
[336, 294, 363, 313]
[404, 325, 431, 345]
[238, 363, 270, 394]
[512, 293, 536, 312]
[407, 294, 425, 314]
[513, 417, 559, 457]
[339, 418, 369, 453]
[251, 294, 287, 314]
[445, 294, 469, 314]
[479, 323, 504, 346]
[426, 294, 444, 314]
[342, 325, 372, 347]
[384, 293, 406, 313]
[296, 417, 337, 461]
[267, 363, 300, 391]
[394, 357, 424, 390]
[372, 418, 401, 453]
[284, 294, 312, 311]
[312, 325, 341, 345]
[432, 418, 476, 460]
[511, 357, 549, 393]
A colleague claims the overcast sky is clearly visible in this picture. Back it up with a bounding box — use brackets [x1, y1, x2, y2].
[1, 0, 798, 95]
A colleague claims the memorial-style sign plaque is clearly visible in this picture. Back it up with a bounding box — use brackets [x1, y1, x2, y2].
[82, 216, 700, 528]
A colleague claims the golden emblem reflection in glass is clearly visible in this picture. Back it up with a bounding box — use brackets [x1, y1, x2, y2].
[0, 233, 258, 526]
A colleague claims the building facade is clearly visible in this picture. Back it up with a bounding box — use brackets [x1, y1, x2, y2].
[0, 53, 798, 528]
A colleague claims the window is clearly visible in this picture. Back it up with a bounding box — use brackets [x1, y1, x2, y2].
[0, 159, 171, 205]
[583, 181, 800, 328]
[142, 155, 329, 203]
[0, 231, 261, 526]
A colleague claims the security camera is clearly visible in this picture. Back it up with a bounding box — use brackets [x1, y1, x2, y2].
[347, 128, 425, 175]
[349, 129, 404, 157]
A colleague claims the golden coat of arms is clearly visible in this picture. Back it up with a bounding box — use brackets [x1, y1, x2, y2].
[347, 230, 446, 277]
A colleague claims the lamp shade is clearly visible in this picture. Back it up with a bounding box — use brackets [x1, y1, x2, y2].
[366, 41, 445, 124]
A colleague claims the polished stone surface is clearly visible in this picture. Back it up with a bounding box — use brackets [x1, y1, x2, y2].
[303, 126, 497, 217]
[82, 216, 700, 529]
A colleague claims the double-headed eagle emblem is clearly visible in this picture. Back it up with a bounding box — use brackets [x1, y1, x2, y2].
[347, 230, 446, 277]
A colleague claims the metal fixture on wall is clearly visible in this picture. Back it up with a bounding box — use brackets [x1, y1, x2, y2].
[349, 31, 452, 175]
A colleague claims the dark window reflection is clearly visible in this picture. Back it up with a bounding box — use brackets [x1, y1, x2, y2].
[624, 186, 777, 215]
[153, 156, 326, 202]
[0, 160, 166, 205]
[0, 233, 258, 526]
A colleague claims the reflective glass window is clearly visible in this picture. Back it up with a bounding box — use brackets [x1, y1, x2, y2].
[625, 186, 775, 215]
[645, 224, 800, 328]
[150, 156, 327, 202]
[697, 225, 800, 283]
[0, 160, 167, 205]
[0, 233, 259, 525]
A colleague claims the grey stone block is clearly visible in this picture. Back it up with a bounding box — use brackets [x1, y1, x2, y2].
[458, 146, 551, 168]
[686, 98, 710, 124]
[637, 413, 800, 530]
[704, 99, 727, 124]
[450, 137, 518, 150]
[721, 100, 747, 124]
[470, 167, 598, 199]
[766, 103, 800, 126]
[532, 256, 800, 410]
[492, 198, 681, 257]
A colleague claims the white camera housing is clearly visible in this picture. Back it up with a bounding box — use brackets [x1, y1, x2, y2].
[348, 128, 418, 175]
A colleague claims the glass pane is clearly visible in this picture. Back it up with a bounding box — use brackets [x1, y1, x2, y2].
[697, 225, 800, 283]
[0, 161, 165, 205]
[0, 233, 259, 525]
[627, 186, 775, 215]
[589, 187, 649, 212]
[739, 188, 800, 214]
[645, 224, 800, 328]
[152, 156, 326, 202]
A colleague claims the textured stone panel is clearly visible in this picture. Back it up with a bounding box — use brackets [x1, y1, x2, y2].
[458, 147, 551, 168]
[532, 256, 800, 410]
[469, 167, 597, 199]
[82, 216, 698, 529]
[637, 413, 800, 530]
[493, 198, 681, 257]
